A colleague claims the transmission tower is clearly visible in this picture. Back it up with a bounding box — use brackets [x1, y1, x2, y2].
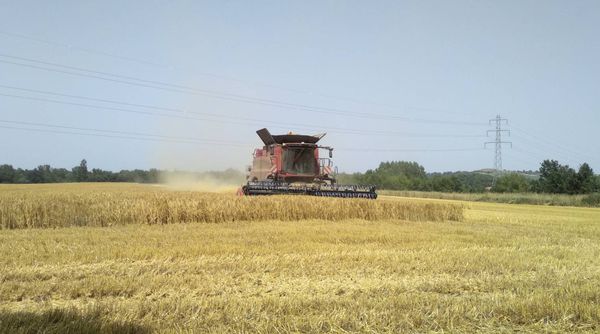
[485, 115, 512, 173]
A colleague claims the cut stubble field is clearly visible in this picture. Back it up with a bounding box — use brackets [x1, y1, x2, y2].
[1, 183, 599, 333]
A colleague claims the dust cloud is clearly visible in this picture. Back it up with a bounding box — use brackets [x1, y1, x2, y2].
[158, 169, 246, 193]
[147, 92, 258, 194]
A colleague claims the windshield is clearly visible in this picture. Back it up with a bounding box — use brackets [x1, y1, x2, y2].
[282, 147, 316, 174]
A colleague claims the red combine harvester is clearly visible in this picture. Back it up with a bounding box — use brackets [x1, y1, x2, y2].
[240, 128, 377, 199]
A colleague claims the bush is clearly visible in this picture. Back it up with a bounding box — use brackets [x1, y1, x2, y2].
[582, 193, 600, 207]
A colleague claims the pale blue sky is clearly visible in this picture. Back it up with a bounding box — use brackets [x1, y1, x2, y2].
[1, 0, 598, 172]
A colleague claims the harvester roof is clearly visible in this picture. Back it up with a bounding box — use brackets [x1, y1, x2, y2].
[256, 128, 325, 145]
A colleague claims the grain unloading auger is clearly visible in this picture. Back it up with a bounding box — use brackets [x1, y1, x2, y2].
[240, 129, 377, 199]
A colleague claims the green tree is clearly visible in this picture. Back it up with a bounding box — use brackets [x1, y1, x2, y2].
[493, 173, 530, 193]
[577, 163, 595, 194]
[0, 164, 16, 183]
[538, 160, 577, 194]
[72, 159, 89, 182]
[37, 165, 56, 183]
[13, 168, 28, 183]
[429, 175, 463, 192]
[376, 161, 426, 179]
[27, 165, 50, 183]
[360, 161, 427, 190]
[89, 168, 115, 182]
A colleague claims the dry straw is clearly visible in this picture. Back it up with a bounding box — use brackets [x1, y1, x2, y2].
[0, 185, 463, 229]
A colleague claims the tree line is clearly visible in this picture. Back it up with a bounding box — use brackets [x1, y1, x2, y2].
[337, 161, 491, 192]
[2, 159, 599, 195]
[0, 160, 245, 184]
[338, 160, 600, 194]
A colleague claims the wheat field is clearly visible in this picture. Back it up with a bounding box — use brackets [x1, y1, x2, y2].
[1, 183, 600, 333]
[0, 183, 463, 229]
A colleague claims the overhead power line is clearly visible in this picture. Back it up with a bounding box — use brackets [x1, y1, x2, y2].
[0, 119, 245, 145]
[507, 149, 542, 170]
[511, 126, 594, 163]
[0, 53, 486, 126]
[336, 147, 484, 153]
[0, 30, 478, 118]
[512, 147, 550, 165]
[0, 120, 483, 153]
[0, 124, 251, 147]
[0, 86, 485, 138]
[0, 30, 167, 68]
[0, 91, 319, 132]
[0, 84, 183, 113]
[511, 133, 580, 164]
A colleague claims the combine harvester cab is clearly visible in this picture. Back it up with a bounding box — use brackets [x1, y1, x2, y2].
[241, 128, 377, 199]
